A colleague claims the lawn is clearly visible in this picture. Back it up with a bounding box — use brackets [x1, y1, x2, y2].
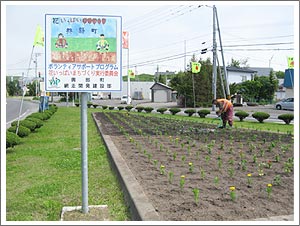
[6, 107, 130, 221]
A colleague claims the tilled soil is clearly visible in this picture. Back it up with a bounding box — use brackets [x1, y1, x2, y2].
[94, 111, 294, 221]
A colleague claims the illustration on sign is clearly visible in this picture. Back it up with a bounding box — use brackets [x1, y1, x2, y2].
[51, 16, 117, 64]
[45, 14, 122, 92]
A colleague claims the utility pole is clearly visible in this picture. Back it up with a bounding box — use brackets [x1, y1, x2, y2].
[212, 5, 217, 111]
[215, 7, 230, 99]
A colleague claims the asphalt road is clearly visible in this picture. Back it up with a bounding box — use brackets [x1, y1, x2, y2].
[6, 97, 39, 129]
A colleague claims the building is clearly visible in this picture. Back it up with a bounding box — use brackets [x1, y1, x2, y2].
[226, 66, 257, 84]
[150, 82, 174, 103]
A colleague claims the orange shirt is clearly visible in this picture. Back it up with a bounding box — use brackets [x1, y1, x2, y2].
[216, 99, 233, 112]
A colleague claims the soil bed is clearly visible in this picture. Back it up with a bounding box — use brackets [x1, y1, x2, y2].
[94, 111, 294, 221]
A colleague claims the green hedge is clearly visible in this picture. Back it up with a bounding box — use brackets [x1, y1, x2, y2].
[144, 107, 154, 113]
[156, 108, 168, 114]
[125, 105, 134, 112]
[184, 109, 196, 117]
[169, 108, 181, 115]
[11, 120, 37, 132]
[252, 112, 270, 123]
[278, 114, 294, 125]
[135, 106, 144, 112]
[197, 109, 210, 118]
[235, 111, 249, 122]
[6, 131, 21, 148]
[8, 125, 31, 138]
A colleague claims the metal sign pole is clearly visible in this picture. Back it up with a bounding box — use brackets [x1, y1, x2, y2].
[80, 92, 89, 213]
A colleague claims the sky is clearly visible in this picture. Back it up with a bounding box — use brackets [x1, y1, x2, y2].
[2, 1, 299, 80]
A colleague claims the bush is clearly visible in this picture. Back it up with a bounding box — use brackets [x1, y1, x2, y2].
[28, 112, 45, 121]
[26, 117, 44, 128]
[92, 104, 99, 108]
[233, 103, 243, 107]
[11, 120, 37, 132]
[235, 111, 249, 122]
[108, 106, 115, 110]
[156, 108, 168, 114]
[197, 109, 210, 118]
[8, 125, 31, 138]
[144, 107, 154, 113]
[6, 131, 21, 148]
[125, 105, 134, 112]
[252, 112, 270, 123]
[135, 106, 144, 112]
[278, 114, 294, 125]
[117, 106, 125, 111]
[169, 108, 181, 115]
[184, 109, 196, 117]
[246, 102, 259, 106]
[102, 105, 108, 110]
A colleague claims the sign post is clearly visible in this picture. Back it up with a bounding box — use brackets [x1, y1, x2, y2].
[45, 14, 122, 213]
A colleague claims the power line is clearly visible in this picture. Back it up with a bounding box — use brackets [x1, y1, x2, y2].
[223, 42, 293, 48]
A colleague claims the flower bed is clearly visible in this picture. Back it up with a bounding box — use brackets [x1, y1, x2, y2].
[93, 111, 294, 221]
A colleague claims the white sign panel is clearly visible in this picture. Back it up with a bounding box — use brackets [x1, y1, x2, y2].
[45, 14, 122, 92]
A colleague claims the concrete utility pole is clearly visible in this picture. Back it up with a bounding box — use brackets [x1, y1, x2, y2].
[215, 7, 230, 99]
[212, 5, 217, 111]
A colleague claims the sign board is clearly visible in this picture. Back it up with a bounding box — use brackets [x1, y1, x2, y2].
[45, 14, 122, 92]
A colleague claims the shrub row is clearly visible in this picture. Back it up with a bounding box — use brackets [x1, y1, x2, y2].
[235, 110, 294, 124]
[99, 105, 294, 124]
[6, 104, 58, 149]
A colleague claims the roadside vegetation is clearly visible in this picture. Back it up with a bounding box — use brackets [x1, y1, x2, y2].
[6, 107, 131, 221]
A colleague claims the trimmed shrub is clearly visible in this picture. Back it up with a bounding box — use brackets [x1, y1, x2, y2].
[11, 120, 37, 132]
[117, 106, 125, 111]
[252, 112, 270, 123]
[6, 131, 21, 148]
[235, 110, 249, 122]
[135, 106, 144, 112]
[92, 104, 99, 108]
[26, 117, 44, 128]
[125, 105, 134, 112]
[108, 106, 115, 110]
[8, 125, 31, 138]
[28, 112, 45, 121]
[278, 114, 294, 125]
[156, 108, 168, 114]
[184, 109, 196, 117]
[197, 109, 210, 118]
[102, 105, 108, 110]
[144, 107, 154, 113]
[233, 103, 243, 107]
[169, 108, 181, 115]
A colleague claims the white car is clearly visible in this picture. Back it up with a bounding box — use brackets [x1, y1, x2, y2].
[121, 95, 131, 104]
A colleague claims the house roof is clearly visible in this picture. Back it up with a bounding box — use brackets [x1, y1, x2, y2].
[247, 67, 273, 76]
[226, 66, 257, 73]
[150, 82, 172, 90]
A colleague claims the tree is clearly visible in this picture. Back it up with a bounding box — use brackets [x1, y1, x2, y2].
[228, 58, 249, 68]
[275, 71, 285, 79]
[169, 58, 223, 107]
[7, 80, 21, 96]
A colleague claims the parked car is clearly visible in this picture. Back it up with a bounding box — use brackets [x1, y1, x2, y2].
[275, 98, 294, 110]
[120, 95, 128, 104]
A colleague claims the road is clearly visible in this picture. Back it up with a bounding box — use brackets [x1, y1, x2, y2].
[6, 97, 39, 129]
